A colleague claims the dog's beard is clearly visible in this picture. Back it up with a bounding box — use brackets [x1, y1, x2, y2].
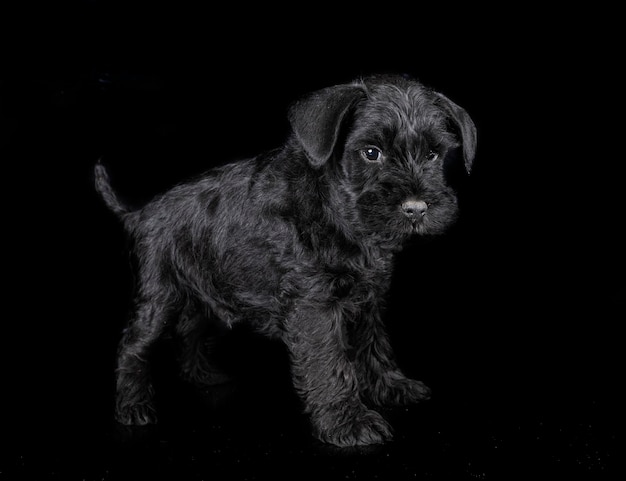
[407, 218, 430, 235]
[405, 210, 457, 236]
[357, 197, 459, 242]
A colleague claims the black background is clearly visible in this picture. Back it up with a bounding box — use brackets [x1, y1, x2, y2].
[2, 3, 623, 480]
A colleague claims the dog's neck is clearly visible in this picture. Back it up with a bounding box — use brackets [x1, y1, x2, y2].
[276, 144, 405, 258]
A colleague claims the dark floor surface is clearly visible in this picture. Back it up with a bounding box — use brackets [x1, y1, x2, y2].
[2, 323, 622, 481]
[2, 5, 624, 480]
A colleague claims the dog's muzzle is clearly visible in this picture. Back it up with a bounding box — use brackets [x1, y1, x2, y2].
[401, 199, 430, 235]
[401, 200, 428, 219]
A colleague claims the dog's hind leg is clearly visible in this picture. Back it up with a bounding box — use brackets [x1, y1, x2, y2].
[176, 306, 230, 387]
[114, 297, 171, 425]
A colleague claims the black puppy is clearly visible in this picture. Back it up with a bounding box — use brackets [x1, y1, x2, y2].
[95, 74, 477, 447]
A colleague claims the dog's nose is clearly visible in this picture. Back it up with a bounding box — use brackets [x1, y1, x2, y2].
[402, 200, 428, 218]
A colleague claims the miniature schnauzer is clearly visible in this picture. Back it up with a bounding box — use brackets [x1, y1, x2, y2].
[95, 73, 477, 447]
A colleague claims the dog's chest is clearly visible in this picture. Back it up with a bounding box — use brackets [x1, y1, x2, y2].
[210, 241, 394, 329]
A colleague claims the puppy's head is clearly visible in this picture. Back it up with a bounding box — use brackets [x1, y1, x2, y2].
[289, 74, 477, 242]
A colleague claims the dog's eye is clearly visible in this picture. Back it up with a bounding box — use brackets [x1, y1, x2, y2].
[360, 147, 382, 163]
[426, 150, 439, 161]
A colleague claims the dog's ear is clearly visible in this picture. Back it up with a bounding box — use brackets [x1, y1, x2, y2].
[288, 85, 365, 167]
[435, 92, 477, 174]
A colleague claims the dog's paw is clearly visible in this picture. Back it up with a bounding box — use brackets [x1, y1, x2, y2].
[368, 372, 432, 406]
[115, 403, 158, 425]
[314, 405, 393, 447]
[391, 377, 432, 403]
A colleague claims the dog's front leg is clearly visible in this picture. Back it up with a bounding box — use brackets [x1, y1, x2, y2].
[284, 307, 393, 447]
[354, 307, 431, 407]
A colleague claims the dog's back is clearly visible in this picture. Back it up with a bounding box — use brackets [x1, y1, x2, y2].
[94, 153, 306, 329]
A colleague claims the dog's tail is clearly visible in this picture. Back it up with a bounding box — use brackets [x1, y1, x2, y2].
[94, 160, 135, 225]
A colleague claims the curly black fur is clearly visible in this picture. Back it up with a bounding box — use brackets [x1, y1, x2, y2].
[95, 74, 477, 447]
